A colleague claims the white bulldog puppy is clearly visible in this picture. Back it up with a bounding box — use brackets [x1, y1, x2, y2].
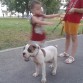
[23, 44, 57, 83]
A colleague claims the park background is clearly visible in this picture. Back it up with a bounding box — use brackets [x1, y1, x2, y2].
[0, 0, 83, 50]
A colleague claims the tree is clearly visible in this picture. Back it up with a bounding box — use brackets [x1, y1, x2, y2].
[2, 0, 60, 17]
[15, 0, 31, 17]
[2, 0, 15, 11]
[2, 0, 30, 17]
[41, 0, 60, 14]
[15, 0, 25, 17]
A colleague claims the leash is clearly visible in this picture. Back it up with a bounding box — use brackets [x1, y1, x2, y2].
[51, 0, 79, 33]
[51, 17, 62, 33]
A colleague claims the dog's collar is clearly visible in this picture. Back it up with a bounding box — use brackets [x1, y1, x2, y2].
[30, 48, 46, 58]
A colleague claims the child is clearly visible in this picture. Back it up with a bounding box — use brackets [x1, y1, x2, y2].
[29, 0, 59, 47]
[59, 0, 83, 64]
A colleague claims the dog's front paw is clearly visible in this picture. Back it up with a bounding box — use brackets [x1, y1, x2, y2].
[49, 64, 53, 68]
[41, 79, 46, 83]
[33, 73, 39, 77]
[52, 70, 56, 75]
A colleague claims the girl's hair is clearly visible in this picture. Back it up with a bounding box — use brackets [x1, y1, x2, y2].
[29, 0, 42, 10]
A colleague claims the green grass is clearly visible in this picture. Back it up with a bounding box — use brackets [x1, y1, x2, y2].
[0, 18, 31, 50]
[0, 18, 83, 50]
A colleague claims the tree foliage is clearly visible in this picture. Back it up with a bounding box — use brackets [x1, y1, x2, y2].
[2, 0, 15, 11]
[41, 0, 60, 14]
[2, 0, 60, 15]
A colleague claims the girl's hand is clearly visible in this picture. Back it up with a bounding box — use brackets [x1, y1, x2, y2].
[56, 14, 61, 17]
[48, 22, 54, 25]
[68, 8, 76, 14]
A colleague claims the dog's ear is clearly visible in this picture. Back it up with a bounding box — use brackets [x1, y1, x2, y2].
[31, 44, 37, 51]
[28, 45, 32, 53]
[28, 47, 32, 53]
[28, 44, 36, 53]
[32, 45, 36, 49]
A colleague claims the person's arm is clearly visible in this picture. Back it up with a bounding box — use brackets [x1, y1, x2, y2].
[32, 16, 53, 25]
[43, 14, 60, 18]
[68, 0, 83, 14]
[69, 8, 83, 14]
[74, 8, 83, 13]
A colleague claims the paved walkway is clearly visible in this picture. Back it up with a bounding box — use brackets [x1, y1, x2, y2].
[0, 35, 83, 83]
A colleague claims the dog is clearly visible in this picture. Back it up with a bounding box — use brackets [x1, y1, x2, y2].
[23, 44, 57, 83]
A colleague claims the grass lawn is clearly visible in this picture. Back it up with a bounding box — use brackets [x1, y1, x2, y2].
[0, 18, 83, 50]
[0, 18, 31, 50]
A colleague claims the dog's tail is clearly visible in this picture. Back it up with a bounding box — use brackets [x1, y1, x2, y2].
[54, 45, 58, 48]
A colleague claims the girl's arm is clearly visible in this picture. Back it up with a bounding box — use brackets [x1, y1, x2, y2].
[69, 8, 83, 14]
[43, 14, 60, 18]
[74, 8, 83, 13]
[32, 16, 53, 25]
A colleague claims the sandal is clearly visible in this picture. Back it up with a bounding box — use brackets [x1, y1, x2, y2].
[58, 52, 69, 57]
[65, 56, 75, 64]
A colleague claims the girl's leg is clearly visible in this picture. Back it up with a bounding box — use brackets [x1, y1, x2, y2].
[65, 35, 77, 63]
[64, 34, 71, 53]
[71, 35, 78, 57]
[64, 21, 71, 53]
[59, 34, 71, 57]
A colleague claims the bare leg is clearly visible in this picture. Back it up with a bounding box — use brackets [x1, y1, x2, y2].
[71, 35, 78, 57]
[65, 34, 71, 53]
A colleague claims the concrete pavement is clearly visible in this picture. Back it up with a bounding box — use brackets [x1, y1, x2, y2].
[0, 35, 83, 83]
